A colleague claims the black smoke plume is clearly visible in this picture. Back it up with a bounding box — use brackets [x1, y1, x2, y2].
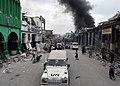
[58, 0, 95, 30]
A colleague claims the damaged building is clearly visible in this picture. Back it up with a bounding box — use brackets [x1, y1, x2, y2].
[21, 15, 46, 52]
[101, 12, 120, 53]
[78, 12, 120, 54]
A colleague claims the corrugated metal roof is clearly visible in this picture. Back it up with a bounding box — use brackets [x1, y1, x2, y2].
[48, 50, 66, 60]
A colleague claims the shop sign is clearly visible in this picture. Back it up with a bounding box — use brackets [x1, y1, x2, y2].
[102, 28, 112, 34]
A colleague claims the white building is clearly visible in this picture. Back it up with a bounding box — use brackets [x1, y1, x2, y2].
[21, 14, 45, 51]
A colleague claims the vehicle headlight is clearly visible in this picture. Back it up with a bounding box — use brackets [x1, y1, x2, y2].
[42, 78, 48, 83]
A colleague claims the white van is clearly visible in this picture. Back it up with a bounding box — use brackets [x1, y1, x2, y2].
[71, 42, 79, 50]
[41, 50, 70, 86]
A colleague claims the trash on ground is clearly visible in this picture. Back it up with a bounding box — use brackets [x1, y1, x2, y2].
[15, 74, 21, 77]
[2, 68, 12, 74]
[75, 76, 80, 79]
[10, 78, 14, 80]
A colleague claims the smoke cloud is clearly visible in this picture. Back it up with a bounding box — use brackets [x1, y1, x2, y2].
[57, 0, 95, 30]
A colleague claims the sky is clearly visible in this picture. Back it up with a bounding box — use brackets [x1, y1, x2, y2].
[21, 0, 120, 34]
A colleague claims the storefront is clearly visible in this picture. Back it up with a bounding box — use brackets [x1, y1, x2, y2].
[102, 28, 112, 50]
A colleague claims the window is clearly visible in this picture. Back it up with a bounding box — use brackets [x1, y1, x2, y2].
[47, 60, 56, 66]
[47, 59, 66, 66]
[7, 0, 10, 15]
[13, 1, 15, 17]
[11, 0, 14, 16]
[0, 0, 2, 12]
[18, 5, 21, 19]
[15, 2, 17, 17]
[15, 2, 18, 18]
[17, 3, 19, 18]
[56, 60, 66, 66]
[3, 0, 5, 13]
[10, 0, 12, 15]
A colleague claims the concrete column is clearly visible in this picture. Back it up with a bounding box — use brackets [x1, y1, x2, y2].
[22, 33, 28, 43]
[91, 32, 93, 46]
[110, 28, 114, 50]
[115, 28, 119, 53]
[35, 34, 39, 43]
[87, 32, 90, 46]
[101, 33, 104, 48]
[26, 33, 28, 43]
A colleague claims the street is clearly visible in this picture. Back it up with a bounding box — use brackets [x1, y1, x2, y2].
[0, 0, 120, 86]
[67, 50, 120, 86]
[0, 50, 120, 86]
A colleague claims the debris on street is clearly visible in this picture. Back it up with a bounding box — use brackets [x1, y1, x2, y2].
[2, 68, 12, 74]
[15, 74, 21, 77]
[75, 76, 80, 79]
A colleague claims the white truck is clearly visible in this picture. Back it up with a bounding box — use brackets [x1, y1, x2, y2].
[41, 50, 70, 86]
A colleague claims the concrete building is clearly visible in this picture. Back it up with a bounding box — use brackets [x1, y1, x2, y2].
[21, 14, 45, 51]
[0, 0, 21, 59]
[101, 12, 120, 53]
[44, 30, 53, 44]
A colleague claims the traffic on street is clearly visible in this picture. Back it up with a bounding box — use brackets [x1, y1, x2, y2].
[0, 48, 120, 86]
[0, 0, 120, 86]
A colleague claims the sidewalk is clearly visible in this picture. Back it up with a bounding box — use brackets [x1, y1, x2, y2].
[84, 50, 120, 80]
[0, 53, 32, 74]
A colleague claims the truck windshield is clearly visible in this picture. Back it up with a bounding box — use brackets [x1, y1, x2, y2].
[47, 60, 56, 66]
[47, 60, 66, 66]
[56, 60, 66, 66]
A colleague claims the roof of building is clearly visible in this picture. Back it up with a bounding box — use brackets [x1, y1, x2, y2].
[99, 12, 120, 26]
[108, 12, 120, 21]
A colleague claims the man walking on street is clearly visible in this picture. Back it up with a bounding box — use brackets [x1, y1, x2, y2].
[31, 50, 36, 63]
[109, 61, 116, 80]
[110, 50, 114, 63]
[82, 46, 86, 54]
[75, 51, 79, 60]
[88, 48, 92, 58]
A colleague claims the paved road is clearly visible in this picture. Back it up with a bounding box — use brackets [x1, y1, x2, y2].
[67, 49, 120, 86]
[0, 50, 120, 86]
[0, 53, 49, 86]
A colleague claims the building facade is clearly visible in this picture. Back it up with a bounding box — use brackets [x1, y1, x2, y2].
[21, 15, 46, 51]
[101, 12, 120, 53]
[0, 0, 21, 59]
[78, 12, 120, 54]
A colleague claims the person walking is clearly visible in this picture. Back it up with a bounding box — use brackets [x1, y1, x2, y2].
[31, 50, 36, 63]
[109, 61, 116, 80]
[88, 49, 92, 58]
[82, 46, 86, 54]
[110, 50, 114, 63]
[75, 51, 79, 60]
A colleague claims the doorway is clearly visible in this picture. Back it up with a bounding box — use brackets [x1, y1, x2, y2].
[0, 32, 4, 54]
[8, 32, 18, 54]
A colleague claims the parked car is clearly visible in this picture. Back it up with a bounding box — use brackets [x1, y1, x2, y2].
[56, 43, 64, 50]
[51, 46, 56, 50]
[65, 44, 70, 49]
[71, 42, 79, 50]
